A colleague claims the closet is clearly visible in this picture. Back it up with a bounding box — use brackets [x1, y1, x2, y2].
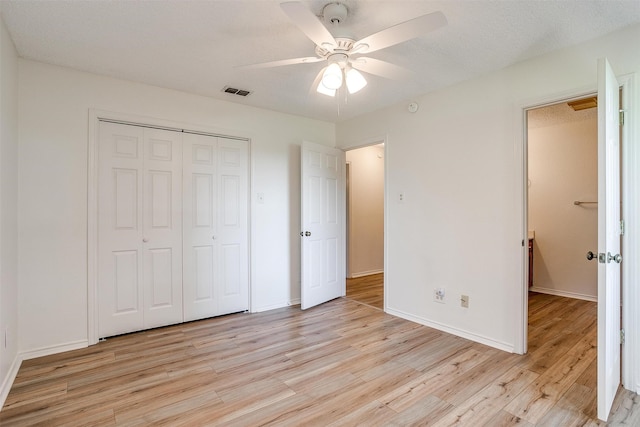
[97, 121, 248, 338]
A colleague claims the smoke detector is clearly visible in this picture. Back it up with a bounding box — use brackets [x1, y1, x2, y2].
[323, 3, 348, 25]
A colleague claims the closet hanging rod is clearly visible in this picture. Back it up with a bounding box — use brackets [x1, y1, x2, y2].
[573, 200, 597, 205]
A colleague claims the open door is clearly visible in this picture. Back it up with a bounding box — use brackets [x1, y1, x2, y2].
[596, 57, 621, 421]
[300, 141, 346, 310]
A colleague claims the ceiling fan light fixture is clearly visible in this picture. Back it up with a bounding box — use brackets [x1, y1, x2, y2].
[322, 62, 343, 90]
[346, 68, 367, 94]
[316, 81, 336, 97]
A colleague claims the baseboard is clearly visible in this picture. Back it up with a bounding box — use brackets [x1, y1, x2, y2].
[0, 354, 22, 410]
[19, 339, 88, 361]
[530, 286, 597, 302]
[251, 299, 299, 313]
[386, 307, 514, 353]
[348, 269, 384, 279]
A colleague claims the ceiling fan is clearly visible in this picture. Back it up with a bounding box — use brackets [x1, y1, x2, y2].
[238, 1, 447, 97]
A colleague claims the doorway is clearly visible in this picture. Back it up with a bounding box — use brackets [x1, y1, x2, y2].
[345, 143, 385, 309]
[525, 98, 600, 414]
[527, 98, 599, 302]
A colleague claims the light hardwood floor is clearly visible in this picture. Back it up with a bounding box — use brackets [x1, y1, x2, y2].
[346, 273, 384, 310]
[1, 292, 638, 426]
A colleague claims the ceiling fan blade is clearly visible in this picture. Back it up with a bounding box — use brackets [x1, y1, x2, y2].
[353, 11, 447, 54]
[280, 1, 337, 49]
[237, 56, 323, 70]
[351, 57, 414, 80]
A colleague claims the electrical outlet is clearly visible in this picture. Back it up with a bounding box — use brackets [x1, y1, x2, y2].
[461, 295, 469, 308]
[434, 288, 445, 303]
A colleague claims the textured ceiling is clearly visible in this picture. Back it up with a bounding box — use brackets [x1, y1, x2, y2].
[528, 101, 597, 129]
[1, 0, 639, 123]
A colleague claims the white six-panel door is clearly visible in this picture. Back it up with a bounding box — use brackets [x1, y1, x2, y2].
[300, 141, 345, 310]
[596, 57, 621, 421]
[98, 122, 145, 337]
[142, 128, 184, 329]
[216, 138, 250, 314]
[182, 133, 219, 321]
[98, 121, 248, 337]
[182, 134, 249, 321]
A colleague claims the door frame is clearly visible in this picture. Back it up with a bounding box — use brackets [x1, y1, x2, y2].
[87, 109, 253, 345]
[342, 135, 388, 310]
[516, 72, 638, 393]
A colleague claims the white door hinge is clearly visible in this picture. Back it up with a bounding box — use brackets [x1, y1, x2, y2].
[620, 220, 625, 236]
[620, 329, 625, 345]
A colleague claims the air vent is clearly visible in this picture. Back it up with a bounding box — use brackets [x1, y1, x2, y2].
[223, 86, 252, 97]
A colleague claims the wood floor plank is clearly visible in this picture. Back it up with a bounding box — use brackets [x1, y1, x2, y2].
[113, 372, 223, 423]
[607, 388, 640, 426]
[346, 273, 384, 309]
[326, 399, 398, 426]
[504, 328, 597, 424]
[2, 381, 68, 410]
[432, 349, 521, 406]
[482, 410, 534, 426]
[431, 365, 539, 426]
[386, 395, 455, 426]
[35, 407, 117, 427]
[2, 290, 638, 426]
[216, 393, 317, 427]
[381, 348, 489, 412]
[535, 383, 603, 426]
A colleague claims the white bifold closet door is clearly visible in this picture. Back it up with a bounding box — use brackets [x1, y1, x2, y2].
[98, 121, 249, 338]
[98, 122, 183, 337]
[182, 133, 249, 322]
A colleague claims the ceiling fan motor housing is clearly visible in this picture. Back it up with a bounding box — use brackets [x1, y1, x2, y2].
[328, 52, 348, 67]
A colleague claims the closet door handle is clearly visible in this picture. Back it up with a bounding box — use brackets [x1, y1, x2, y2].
[142, 238, 149, 243]
[607, 252, 622, 264]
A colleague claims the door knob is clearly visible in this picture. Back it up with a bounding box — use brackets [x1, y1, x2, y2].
[305, 231, 311, 237]
[142, 238, 149, 243]
[607, 252, 622, 264]
[586, 251, 596, 261]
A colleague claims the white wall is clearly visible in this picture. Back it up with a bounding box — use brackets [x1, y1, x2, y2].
[346, 144, 384, 277]
[0, 14, 20, 406]
[17, 60, 335, 356]
[528, 105, 598, 300]
[336, 24, 640, 352]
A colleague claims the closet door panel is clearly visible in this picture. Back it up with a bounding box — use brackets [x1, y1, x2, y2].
[217, 138, 249, 314]
[143, 128, 183, 328]
[221, 243, 241, 297]
[183, 133, 219, 321]
[113, 250, 139, 312]
[98, 122, 144, 337]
